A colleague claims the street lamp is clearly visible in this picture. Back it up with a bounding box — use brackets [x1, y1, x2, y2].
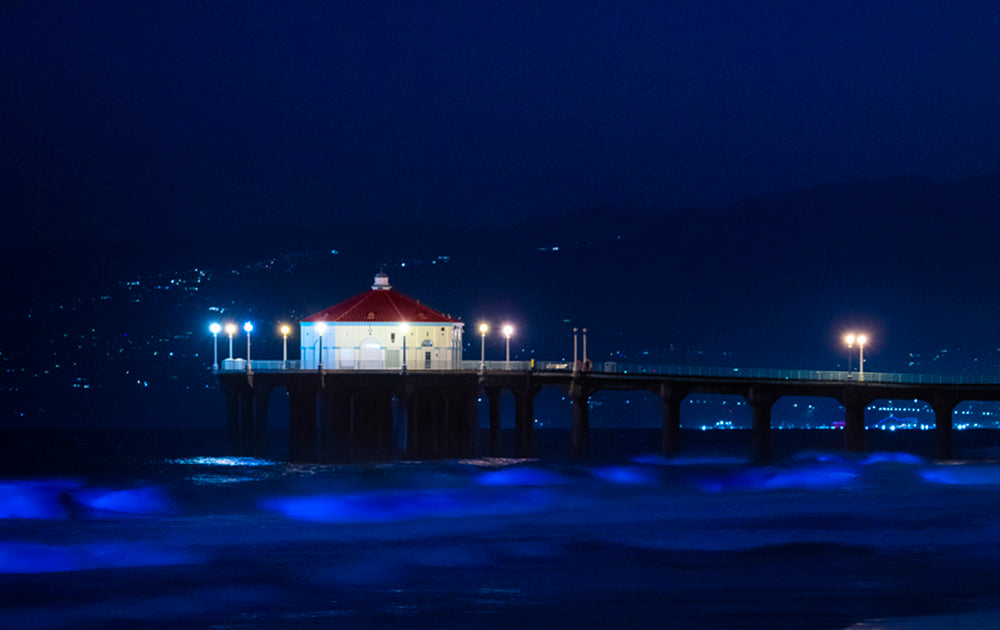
[280, 324, 290, 366]
[244, 321, 253, 366]
[479, 323, 488, 370]
[400, 323, 409, 371]
[845, 333, 868, 380]
[315, 322, 327, 369]
[844, 334, 855, 374]
[573, 327, 578, 373]
[209, 322, 221, 371]
[857, 334, 867, 380]
[582, 327, 588, 368]
[502, 324, 513, 365]
[225, 323, 237, 361]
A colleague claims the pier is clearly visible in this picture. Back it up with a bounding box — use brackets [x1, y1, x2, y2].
[216, 361, 1000, 462]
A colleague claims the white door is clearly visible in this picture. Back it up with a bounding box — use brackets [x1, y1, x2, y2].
[339, 348, 355, 369]
[359, 338, 384, 369]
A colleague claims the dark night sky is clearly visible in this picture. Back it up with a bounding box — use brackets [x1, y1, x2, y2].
[4, 1, 1000, 245]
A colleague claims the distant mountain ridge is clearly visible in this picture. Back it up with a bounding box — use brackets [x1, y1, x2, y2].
[6, 172, 1000, 369]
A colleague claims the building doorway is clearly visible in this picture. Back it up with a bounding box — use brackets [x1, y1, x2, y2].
[359, 337, 384, 369]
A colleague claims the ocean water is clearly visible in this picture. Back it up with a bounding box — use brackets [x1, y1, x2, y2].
[4, 429, 1000, 629]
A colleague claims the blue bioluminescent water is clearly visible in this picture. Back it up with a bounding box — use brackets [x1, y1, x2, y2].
[5, 431, 1000, 629]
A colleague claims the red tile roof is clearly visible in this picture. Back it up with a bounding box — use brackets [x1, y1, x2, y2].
[302, 288, 458, 323]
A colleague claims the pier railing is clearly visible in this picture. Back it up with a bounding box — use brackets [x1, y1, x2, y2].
[217, 358, 1000, 385]
[598, 363, 1000, 384]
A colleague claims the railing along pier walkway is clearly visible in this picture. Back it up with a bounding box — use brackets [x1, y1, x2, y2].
[215, 360, 1000, 462]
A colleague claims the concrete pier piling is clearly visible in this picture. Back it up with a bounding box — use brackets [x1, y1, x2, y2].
[218, 367, 1000, 462]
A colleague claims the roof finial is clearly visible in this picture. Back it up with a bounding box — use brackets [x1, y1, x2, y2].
[372, 264, 391, 290]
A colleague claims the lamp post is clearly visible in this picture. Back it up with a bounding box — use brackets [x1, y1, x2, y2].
[502, 324, 513, 365]
[210, 323, 221, 371]
[479, 323, 488, 371]
[244, 322, 253, 367]
[573, 327, 578, 373]
[844, 334, 854, 375]
[845, 333, 868, 380]
[858, 334, 867, 381]
[400, 323, 409, 371]
[280, 324, 290, 367]
[225, 323, 237, 361]
[582, 327, 588, 369]
[316, 322, 327, 369]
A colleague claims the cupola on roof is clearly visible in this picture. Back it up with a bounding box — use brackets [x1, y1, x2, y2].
[302, 274, 458, 323]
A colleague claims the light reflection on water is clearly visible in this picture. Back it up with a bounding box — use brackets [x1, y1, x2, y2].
[186, 474, 253, 485]
[167, 456, 277, 467]
[166, 455, 290, 486]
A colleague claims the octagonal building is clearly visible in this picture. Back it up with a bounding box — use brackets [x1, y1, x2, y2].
[299, 272, 464, 370]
